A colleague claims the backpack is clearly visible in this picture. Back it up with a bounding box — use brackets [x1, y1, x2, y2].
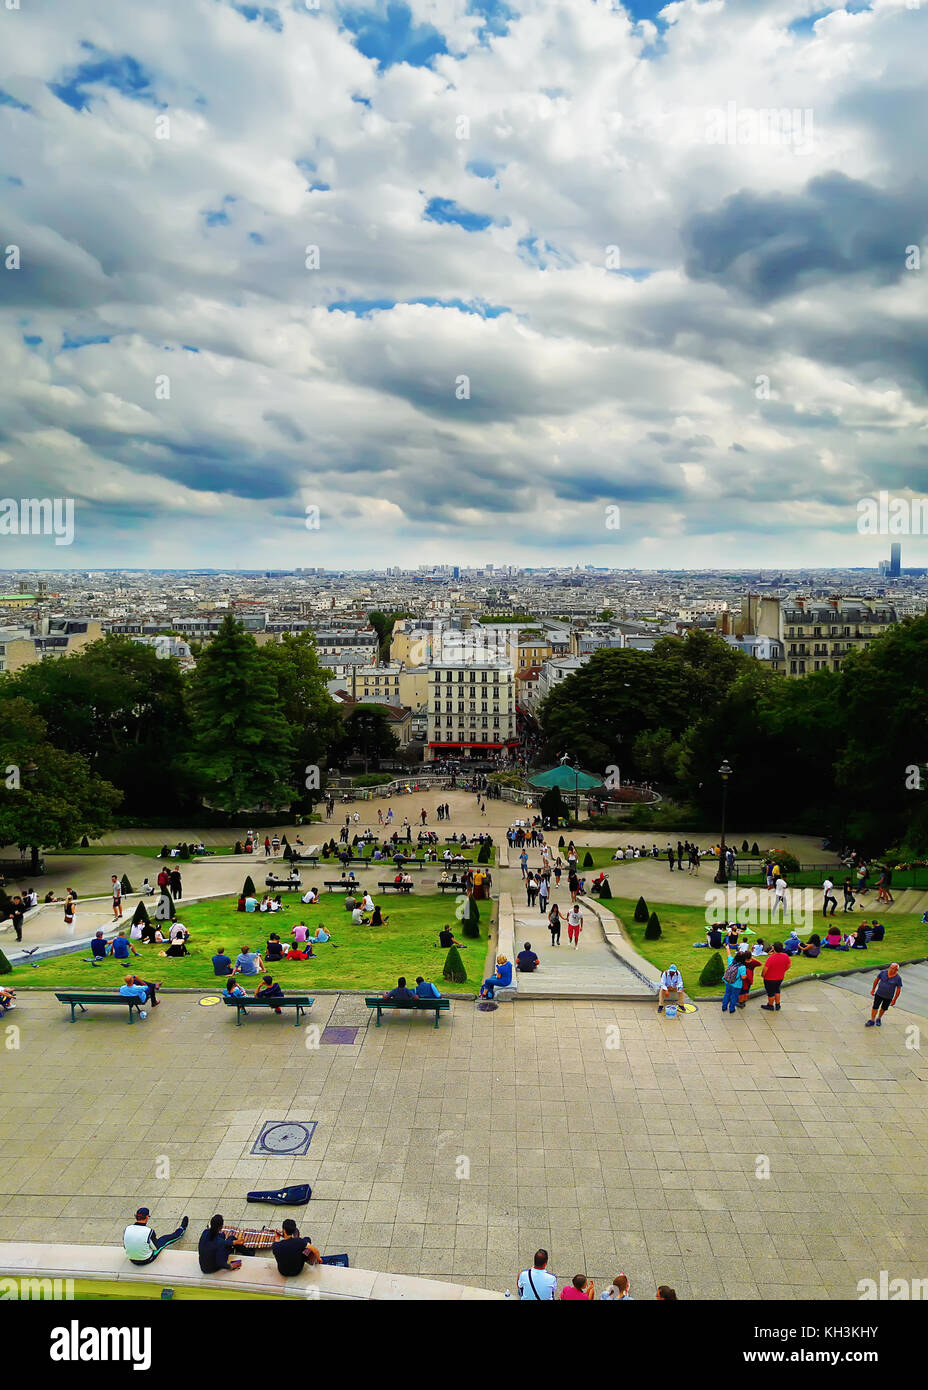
[723, 962, 741, 985]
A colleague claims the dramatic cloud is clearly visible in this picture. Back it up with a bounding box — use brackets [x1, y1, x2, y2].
[0, 0, 925, 568]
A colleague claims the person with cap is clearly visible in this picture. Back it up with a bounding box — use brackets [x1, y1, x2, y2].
[865, 963, 903, 1026]
[123, 1205, 188, 1264]
[657, 964, 685, 1012]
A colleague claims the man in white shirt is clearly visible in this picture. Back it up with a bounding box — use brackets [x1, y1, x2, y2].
[517, 1249, 557, 1300]
[362, 893, 375, 913]
[822, 878, 837, 917]
[773, 877, 788, 918]
[566, 904, 583, 948]
[123, 1205, 188, 1265]
[657, 965, 685, 1013]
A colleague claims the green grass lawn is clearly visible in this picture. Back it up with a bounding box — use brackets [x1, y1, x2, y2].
[46, 846, 232, 860]
[6, 893, 493, 995]
[611, 896, 928, 999]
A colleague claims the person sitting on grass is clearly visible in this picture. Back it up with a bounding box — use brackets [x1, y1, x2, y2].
[438, 925, 462, 949]
[309, 925, 331, 943]
[255, 975, 284, 1014]
[344, 893, 357, 912]
[798, 933, 821, 957]
[351, 903, 371, 925]
[109, 931, 140, 961]
[90, 930, 108, 961]
[850, 924, 869, 949]
[212, 946, 233, 977]
[369, 905, 388, 927]
[265, 932, 284, 962]
[823, 925, 846, 950]
[286, 941, 314, 961]
[783, 928, 802, 955]
[869, 920, 885, 942]
[480, 955, 513, 1000]
[235, 946, 263, 975]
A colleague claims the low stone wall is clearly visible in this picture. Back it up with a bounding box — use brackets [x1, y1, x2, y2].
[0, 1242, 502, 1301]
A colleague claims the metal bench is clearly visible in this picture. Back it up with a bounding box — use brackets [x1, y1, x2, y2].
[222, 994, 314, 1026]
[378, 881, 414, 893]
[56, 991, 146, 1023]
[364, 996, 450, 1028]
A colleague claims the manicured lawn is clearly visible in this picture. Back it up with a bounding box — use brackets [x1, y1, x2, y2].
[7, 893, 493, 995]
[611, 896, 928, 999]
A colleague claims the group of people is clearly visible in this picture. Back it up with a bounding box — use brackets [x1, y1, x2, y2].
[123, 1205, 332, 1279]
[516, 1249, 676, 1301]
[212, 923, 335, 977]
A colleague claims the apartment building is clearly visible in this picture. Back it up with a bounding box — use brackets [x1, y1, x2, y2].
[735, 595, 896, 676]
[426, 662, 518, 760]
[0, 618, 103, 673]
[341, 662, 429, 709]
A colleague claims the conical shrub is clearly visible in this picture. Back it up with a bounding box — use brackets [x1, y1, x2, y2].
[131, 901, 150, 927]
[644, 911, 662, 940]
[120, 873, 132, 895]
[443, 945, 467, 984]
[699, 951, 726, 987]
[0, 948, 11, 975]
[242, 875, 256, 898]
[634, 896, 649, 923]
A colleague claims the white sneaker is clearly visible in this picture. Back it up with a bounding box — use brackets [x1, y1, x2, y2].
[139, 1010, 147, 1019]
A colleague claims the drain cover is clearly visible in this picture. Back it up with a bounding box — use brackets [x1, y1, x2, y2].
[251, 1120, 317, 1156]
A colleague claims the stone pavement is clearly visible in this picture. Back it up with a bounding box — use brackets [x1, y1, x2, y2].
[512, 910, 653, 998]
[824, 963, 928, 1019]
[4, 983, 928, 1299]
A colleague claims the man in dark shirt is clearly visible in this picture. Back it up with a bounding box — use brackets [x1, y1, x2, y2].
[516, 942, 539, 972]
[256, 975, 284, 1014]
[212, 947, 233, 976]
[198, 1214, 242, 1273]
[438, 926, 461, 949]
[706, 926, 723, 950]
[90, 930, 108, 960]
[385, 976, 415, 1000]
[272, 1219, 321, 1276]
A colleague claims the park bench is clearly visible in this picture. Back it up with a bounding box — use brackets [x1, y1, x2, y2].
[438, 881, 465, 893]
[56, 991, 146, 1024]
[378, 880, 414, 893]
[365, 996, 450, 1028]
[264, 878, 303, 892]
[388, 860, 426, 870]
[222, 994, 314, 1026]
[324, 880, 360, 892]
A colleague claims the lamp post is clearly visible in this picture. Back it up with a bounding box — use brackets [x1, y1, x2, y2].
[714, 759, 733, 885]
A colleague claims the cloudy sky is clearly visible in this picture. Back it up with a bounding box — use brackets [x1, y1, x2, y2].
[1, 0, 926, 569]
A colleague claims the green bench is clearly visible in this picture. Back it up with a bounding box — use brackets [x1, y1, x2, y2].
[365, 996, 450, 1028]
[222, 994, 314, 1026]
[56, 991, 146, 1023]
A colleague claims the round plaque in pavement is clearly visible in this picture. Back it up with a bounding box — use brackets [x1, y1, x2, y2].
[252, 1121, 317, 1156]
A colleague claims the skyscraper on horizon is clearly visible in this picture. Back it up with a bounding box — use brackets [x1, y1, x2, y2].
[890, 542, 901, 576]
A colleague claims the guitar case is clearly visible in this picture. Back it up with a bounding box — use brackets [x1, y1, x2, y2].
[246, 1183, 312, 1206]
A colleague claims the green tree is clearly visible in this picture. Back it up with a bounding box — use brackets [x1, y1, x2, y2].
[184, 616, 296, 813]
[539, 786, 567, 825]
[0, 948, 11, 976]
[242, 875, 256, 897]
[332, 706, 399, 772]
[5, 633, 189, 815]
[633, 896, 649, 923]
[120, 873, 132, 895]
[0, 697, 121, 874]
[260, 633, 341, 804]
[367, 610, 413, 662]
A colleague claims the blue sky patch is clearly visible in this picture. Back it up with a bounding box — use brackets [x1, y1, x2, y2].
[0, 90, 31, 112]
[424, 196, 493, 231]
[23, 335, 43, 347]
[467, 160, 498, 180]
[342, 4, 448, 70]
[328, 297, 509, 317]
[62, 332, 112, 351]
[233, 4, 284, 31]
[48, 46, 159, 112]
[468, 0, 515, 42]
[204, 208, 230, 226]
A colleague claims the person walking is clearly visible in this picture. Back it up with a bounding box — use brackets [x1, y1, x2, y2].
[548, 903, 562, 947]
[566, 903, 583, 949]
[822, 877, 838, 917]
[667, 845, 675, 872]
[526, 873, 538, 909]
[111, 876, 123, 921]
[169, 868, 183, 901]
[875, 865, 894, 905]
[842, 878, 857, 913]
[10, 897, 24, 942]
[123, 1206, 189, 1265]
[721, 953, 747, 1014]
[865, 963, 903, 1025]
[538, 875, 549, 915]
[760, 941, 791, 1012]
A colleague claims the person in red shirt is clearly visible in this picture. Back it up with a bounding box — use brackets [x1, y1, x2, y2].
[560, 1273, 594, 1300]
[761, 941, 792, 1012]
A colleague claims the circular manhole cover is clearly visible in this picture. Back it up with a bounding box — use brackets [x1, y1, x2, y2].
[259, 1122, 313, 1154]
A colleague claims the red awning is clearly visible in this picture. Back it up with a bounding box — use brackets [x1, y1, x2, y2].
[428, 741, 517, 748]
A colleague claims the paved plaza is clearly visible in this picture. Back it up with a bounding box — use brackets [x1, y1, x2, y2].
[4, 978, 928, 1298]
[4, 795, 928, 1299]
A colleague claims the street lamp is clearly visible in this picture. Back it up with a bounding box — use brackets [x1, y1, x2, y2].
[713, 759, 733, 885]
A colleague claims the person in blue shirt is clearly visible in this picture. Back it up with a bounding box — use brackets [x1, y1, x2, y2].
[109, 932, 139, 961]
[212, 947, 233, 976]
[119, 975, 150, 1017]
[385, 976, 416, 1000]
[480, 955, 513, 999]
[783, 928, 801, 955]
[414, 976, 441, 999]
[90, 931, 108, 960]
[235, 947, 261, 975]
